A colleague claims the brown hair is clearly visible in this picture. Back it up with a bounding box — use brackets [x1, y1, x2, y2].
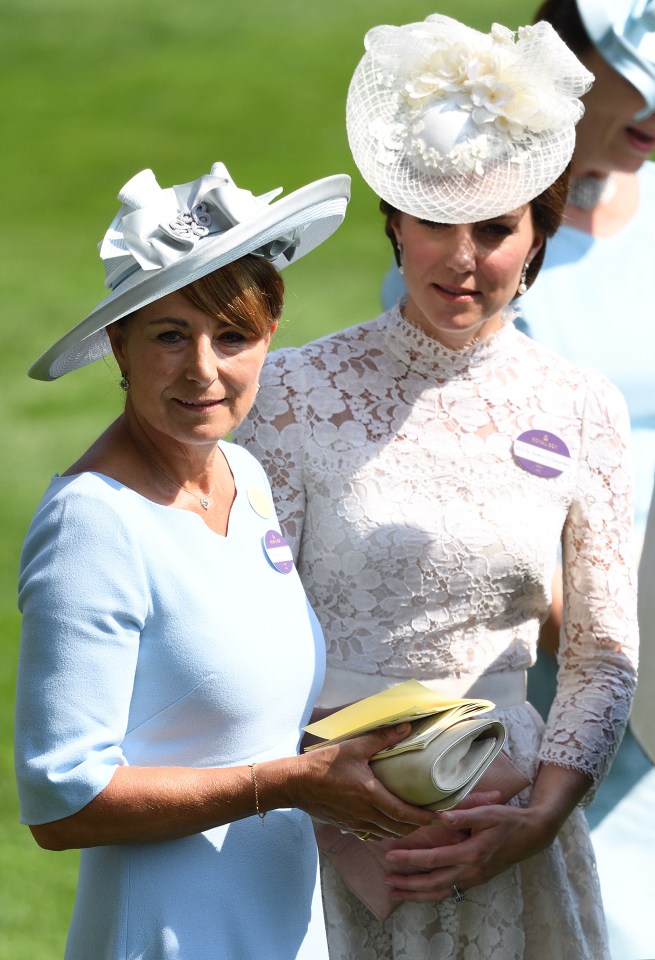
[532, 0, 593, 56]
[179, 254, 284, 339]
[117, 254, 284, 340]
[380, 163, 571, 292]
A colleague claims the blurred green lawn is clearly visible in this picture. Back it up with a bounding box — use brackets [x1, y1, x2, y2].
[1, 1, 534, 955]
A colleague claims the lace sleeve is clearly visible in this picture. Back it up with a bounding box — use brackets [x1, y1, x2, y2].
[540, 373, 639, 789]
[233, 347, 308, 560]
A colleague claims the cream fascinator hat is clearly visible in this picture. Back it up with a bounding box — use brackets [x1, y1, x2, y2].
[346, 15, 593, 223]
[577, 0, 655, 119]
[30, 162, 350, 380]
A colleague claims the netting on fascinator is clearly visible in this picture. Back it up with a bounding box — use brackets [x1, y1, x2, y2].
[346, 16, 594, 223]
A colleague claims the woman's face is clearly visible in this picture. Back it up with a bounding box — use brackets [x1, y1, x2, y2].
[108, 290, 275, 447]
[393, 207, 542, 348]
[574, 48, 655, 176]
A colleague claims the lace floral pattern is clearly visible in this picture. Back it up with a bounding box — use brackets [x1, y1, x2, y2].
[234, 307, 637, 959]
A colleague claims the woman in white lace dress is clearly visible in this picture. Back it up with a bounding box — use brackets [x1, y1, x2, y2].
[234, 15, 638, 960]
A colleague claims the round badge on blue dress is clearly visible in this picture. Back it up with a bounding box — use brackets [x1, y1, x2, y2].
[513, 430, 571, 478]
[262, 529, 294, 574]
[247, 485, 274, 519]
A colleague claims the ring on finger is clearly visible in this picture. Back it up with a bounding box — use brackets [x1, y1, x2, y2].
[451, 883, 468, 903]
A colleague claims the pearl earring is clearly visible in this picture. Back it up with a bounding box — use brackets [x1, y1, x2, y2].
[517, 263, 529, 296]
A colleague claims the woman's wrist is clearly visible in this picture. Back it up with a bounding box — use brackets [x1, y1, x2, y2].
[245, 755, 305, 816]
[526, 763, 592, 840]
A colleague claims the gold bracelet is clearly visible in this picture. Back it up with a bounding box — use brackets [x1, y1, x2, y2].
[249, 763, 266, 826]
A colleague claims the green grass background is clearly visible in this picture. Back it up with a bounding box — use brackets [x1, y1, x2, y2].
[1, 1, 535, 955]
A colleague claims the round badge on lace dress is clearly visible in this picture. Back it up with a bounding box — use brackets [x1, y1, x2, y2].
[513, 430, 571, 478]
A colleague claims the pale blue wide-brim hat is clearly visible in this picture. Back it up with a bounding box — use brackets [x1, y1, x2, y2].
[29, 162, 351, 381]
[577, 0, 655, 118]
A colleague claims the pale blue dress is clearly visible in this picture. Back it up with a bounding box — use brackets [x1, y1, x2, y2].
[15, 441, 328, 960]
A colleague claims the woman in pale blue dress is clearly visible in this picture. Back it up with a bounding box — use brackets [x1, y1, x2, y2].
[14, 161, 435, 960]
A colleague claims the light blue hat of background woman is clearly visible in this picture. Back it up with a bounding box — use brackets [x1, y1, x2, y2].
[577, 0, 655, 118]
[29, 162, 351, 381]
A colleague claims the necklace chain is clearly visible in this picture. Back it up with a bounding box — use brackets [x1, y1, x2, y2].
[124, 421, 215, 510]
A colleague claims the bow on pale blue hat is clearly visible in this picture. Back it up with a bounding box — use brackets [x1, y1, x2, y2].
[577, 0, 655, 118]
[100, 162, 299, 291]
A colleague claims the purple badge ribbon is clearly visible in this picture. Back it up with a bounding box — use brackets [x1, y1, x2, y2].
[513, 430, 570, 478]
[262, 529, 294, 574]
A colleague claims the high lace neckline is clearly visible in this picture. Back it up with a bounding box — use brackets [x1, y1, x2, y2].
[383, 302, 517, 378]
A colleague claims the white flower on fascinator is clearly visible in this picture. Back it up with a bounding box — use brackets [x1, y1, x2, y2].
[399, 22, 576, 175]
[346, 15, 594, 222]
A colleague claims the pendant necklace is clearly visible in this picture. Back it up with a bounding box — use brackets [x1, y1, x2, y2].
[456, 333, 481, 351]
[567, 173, 617, 210]
[124, 421, 215, 510]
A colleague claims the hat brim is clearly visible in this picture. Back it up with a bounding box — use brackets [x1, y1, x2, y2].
[577, 0, 655, 118]
[30, 174, 350, 381]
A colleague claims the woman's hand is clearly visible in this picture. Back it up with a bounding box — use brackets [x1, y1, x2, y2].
[280, 724, 438, 839]
[383, 802, 549, 902]
[382, 764, 592, 902]
[374, 790, 500, 875]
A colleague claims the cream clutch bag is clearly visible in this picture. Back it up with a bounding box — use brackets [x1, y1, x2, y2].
[304, 678, 510, 812]
[370, 714, 507, 811]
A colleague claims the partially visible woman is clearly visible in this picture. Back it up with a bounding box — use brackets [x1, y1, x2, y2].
[236, 15, 638, 960]
[14, 162, 436, 960]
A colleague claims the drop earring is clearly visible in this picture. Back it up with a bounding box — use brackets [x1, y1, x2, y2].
[517, 262, 529, 296]
[397, 242, 404, 276]
[119, 373, 130, 392]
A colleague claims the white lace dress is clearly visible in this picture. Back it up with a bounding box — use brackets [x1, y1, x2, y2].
[233, 307, 638, 960]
